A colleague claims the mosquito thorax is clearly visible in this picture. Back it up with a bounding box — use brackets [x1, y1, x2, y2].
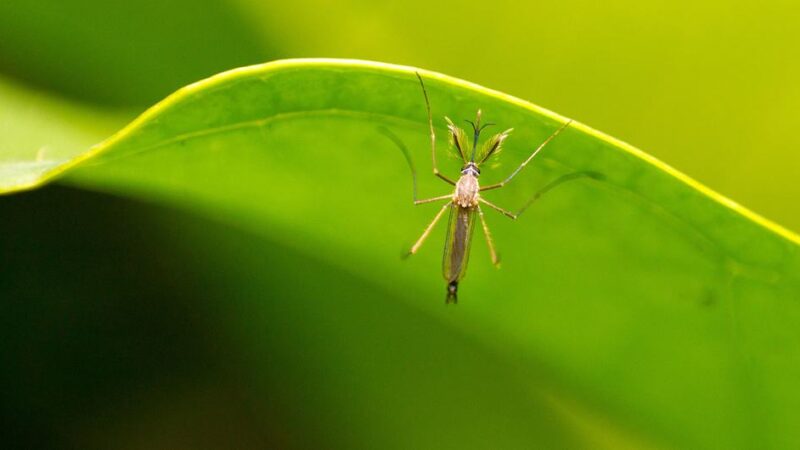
[455, 163, 481, 208]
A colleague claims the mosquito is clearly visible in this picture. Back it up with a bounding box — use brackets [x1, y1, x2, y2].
[382, 73, 594, 303]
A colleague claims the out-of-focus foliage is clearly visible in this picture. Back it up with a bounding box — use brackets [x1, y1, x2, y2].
[0, 0, 271, 105]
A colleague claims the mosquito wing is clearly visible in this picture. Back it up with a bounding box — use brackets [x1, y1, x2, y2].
[442, 204, 477, 284]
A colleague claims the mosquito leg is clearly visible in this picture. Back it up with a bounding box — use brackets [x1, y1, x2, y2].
[377, 126, 421, 203]
[479, 198, 518, 220]
[414, 194, 453, 205]
[477, 206, 500, 267]
[480, 119, 573, 192]
[514, 171, 603, 218]
[481, 171, 604, 220]
[416, 72, 456, 186]
[405, 202, 451, 258]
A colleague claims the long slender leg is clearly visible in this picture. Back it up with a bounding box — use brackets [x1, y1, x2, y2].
[481, 119, 573, 192]
[479, 198, 517, 220]
[406, 202, 451, 257]
[378, 126, 453, 206]
[511, 171, 603, 218]
[477, 206, 500, 267]
[480, 171, 603, 220]
[416, 72, 456, 186]
[377, 126, 419, 202]
[415, 194, 453, 205]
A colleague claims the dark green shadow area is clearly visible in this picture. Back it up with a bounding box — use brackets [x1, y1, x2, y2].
[0, 186, 583, 450]
[0, 0, 276, 106]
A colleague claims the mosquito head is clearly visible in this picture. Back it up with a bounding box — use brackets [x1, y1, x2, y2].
[460, 161, 480, 177]
[465, 109, 494, 163]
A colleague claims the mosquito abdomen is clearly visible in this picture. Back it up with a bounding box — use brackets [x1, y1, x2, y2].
[442, 204, 476, 302]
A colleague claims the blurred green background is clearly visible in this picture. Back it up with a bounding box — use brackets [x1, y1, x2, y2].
[2, 1, 799, 449]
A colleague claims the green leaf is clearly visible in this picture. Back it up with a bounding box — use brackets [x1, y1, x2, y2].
[3, 59, 800, 449]
[0, 76, 126, 191]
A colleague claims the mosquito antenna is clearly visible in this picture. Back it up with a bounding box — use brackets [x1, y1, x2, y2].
[479, 128, 512, 164]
